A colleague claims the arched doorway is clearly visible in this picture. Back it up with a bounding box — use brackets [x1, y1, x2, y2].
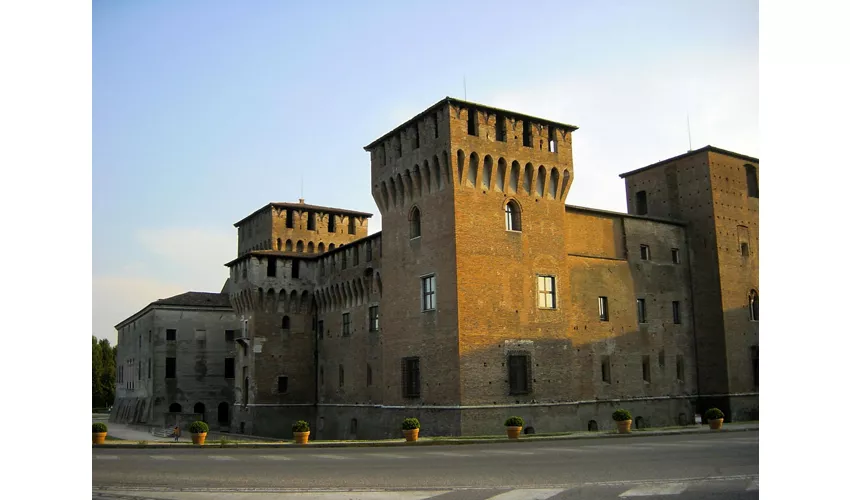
[218, 402, 229, 425]
[194, 402, 206, 422]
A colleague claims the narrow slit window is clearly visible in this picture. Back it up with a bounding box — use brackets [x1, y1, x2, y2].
[467, 108, 478, 136]
[642, 355, 651, 383]
[637, 298, 647, 323]
[636, 191, 648, 215]
[548, 125, 557, 152]
[672, 301, 681, 324]
[601, 355, 611, 383]
[640, 245, 651, 261]
[495, 115, 507, 142]
[598, 296, 609, 321]
[522, 119, 532, 147]
[672, 248, 681, 263]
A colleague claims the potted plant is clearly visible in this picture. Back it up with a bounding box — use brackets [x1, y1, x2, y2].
[189, 421, 209, 445]
[504, 416, 524, 439]
[705, 408, 725, 430]
[292, 420, 310, 444]
[612, 409, 633, 434]
[92, 422, 108, 445]
[402, 417, 420, 442]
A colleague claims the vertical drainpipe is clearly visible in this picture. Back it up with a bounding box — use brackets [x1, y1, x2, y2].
[683, 224, 703, 417]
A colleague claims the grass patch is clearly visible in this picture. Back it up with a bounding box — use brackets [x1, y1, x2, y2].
[105, 436, 124, 441]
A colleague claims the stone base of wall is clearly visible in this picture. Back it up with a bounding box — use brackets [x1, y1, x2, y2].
[727, 395, 759, 422]
[237, 405, 317, 439]
[316, 406, 462, 441]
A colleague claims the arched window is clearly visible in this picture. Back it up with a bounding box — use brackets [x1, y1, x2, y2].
[282, 316, 290, 330]
[285, 240, 293, 252]
[169, 403, 182, 413]
[409, 207, 421, 239]
[505, 200, 521, 231]
[318, 242, 325, 253]
[308, 242, 314, 253]
[748, 289, 759, 321]
[296, 240, 304, 253]
[194, 402, 205, 417]
[276, 238, 282, 251]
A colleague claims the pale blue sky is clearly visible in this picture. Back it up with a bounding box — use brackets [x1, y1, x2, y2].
[93, 0, 758, 344]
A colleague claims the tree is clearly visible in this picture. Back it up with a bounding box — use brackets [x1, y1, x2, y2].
[92, 336, 116, 409]
[92, 336, 104, 408]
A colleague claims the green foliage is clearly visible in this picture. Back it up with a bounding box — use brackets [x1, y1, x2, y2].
[401, 417, 420, 430]
[504, 416, 524, 427]
[189, 421, 209, 434]
[612, 409, 632, 421]
[92, 422, 108, 433]
[704, 408, 724, 420]
[292, 420, 310, 433]
[92, 336, 116, 409]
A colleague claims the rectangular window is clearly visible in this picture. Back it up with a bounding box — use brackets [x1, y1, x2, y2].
[402, 357, 420, 398]
[672, 301, 681, 324]
[348, 217, 356, 235]
[342, 313, 351, 337]
[225, 358, 235, 378]
[495, 115, 507, 142]
[412, 124, 420, 149]
[522, 119, 532, 147]
[601, 355, 611, 383]
[751, 346, 759, 387]
[537, 275, 556, 309]
[339, 364, 344, 388]
[369, 306, 379, 332]
[366, 241, 373, 261]
[278, 376, 288, 393]
[148, 358, 151, 379]
[642, 355, 651, 383]
[637, 299, 647, 323]
[166, 329, 176, 341]
[671, 248, 681, 263]
[508, 354, 530, 395]
[548, 125, 557, 153]
[745, 164, 759, 198]
[676, 355, 685, 382]
[636, 191, 648, 215]
[139, 336, 141, 348]
[225, 330, 235, 342]
[467, 108, 478, 136]
[166, 357, 176, 379]
[292, 260, 300, 279]
[741, 242, 749, 257]
[307, 212, 316, 230]
[640, 245, 651, 260]
[366, 363, 373, 387]
[658, 349, 666, 369]
[421, 275, 436, 311]
[328, 215, 336, 233]
[286, 209, 294, 229]
[267, 257, 276, 277]
[598, 296, 609, 321]
[318, 320, 324, 339]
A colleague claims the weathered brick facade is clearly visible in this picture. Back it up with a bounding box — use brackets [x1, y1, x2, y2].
[114, 97, 758, 438]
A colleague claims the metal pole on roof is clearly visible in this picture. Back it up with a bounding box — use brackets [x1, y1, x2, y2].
[687, 114, 692, 151]
[464, 76, 467, 100]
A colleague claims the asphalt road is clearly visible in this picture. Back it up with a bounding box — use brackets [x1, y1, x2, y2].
[92, 431, 758, 499]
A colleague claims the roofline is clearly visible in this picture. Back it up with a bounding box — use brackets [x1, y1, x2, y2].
[224, 231, 383, 267]
[114, 302, 233, 330]
[233, 202, 373, 228]
[363, 97, 580, 151]
[619, 145, 759, 179]
[565, 204, 688, 226]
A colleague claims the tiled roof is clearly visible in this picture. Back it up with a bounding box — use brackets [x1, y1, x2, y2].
[152, 292, 232, 308]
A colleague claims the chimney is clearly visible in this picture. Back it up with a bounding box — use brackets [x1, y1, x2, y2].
[298, 198, 305, 204]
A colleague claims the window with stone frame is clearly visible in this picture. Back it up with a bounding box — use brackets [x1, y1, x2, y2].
[368, 305, 379, 332]
[537, 275, 556, 309]
[508, 352, 532, 395]
[342, 313, 350, 337]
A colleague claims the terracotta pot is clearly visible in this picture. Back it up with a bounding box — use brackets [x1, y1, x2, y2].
[93, 432, 107, 445]
[616, 419, 633, 434]
[709, 418, 724, 430]
[403, 428, 420, 442]
[191, 432, 207, 445]
[506, 426, 522, 439]
[294, 431, 310, 444]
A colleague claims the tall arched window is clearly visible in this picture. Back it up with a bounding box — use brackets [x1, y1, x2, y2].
[748, 290, 759, 321]
[409, 206, 421, 239]
[169, 403, 182, 413]
[505, 200, 521, 231]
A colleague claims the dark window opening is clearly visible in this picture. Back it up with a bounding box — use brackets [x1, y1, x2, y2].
[292, 260, 300, 279]
[548, 125, 557, 152]
[338, 365, 345, 388]
[413, 124, 420, 149]
[341, 251, 347, 269]
[342, 313, 350, 337]
[676, 355, 685, 381]
[225, 358, 235, 379]
[642, 355, 651, 382]
[741, 242, 749, 257]
[588, 420, 598, 431]
[278, 376, 288, 393]
[169, 403, 181, 413]
[672, 248, 681, 263]
[225, 330, 235, 341]
[369, 306, 379, 332]
[366, 364, 373, 387]
[636, 190, 648, 215]
[751, 346, 759, 387]
[267, 257, 276, 277]
[286, 209, 294, 229]
[749, 290, 759, 321]
[282, 316, 290, 330]
[307, 212, 316, 230]
[402, 357, 420, 398]
[601, 355, 611, 383]
[467, 108, 478, 136]
[328, 215, 336, 233]
[353, 246, 359, 266]
[318, 320, 324, 339]
[745, 164, 759, 198]
[433, 114, 439, 138]
[366, 241, 373, 261]
[640, 245, 651, 260]
[505, 200, 521, 231]
[598, 296, 609, 321]
[659, 350, 666, 369]
[348, 217, 356, 235]
[522, 119, 532, 147]
[495, 115, 507, 142]
[166, 357, 176, 379]
[637, 298, 647, 323]
[409, 207, 421, 238]
[166, 329, 176, 341]
[508, 354, 530, 395]
[672, 301, 681, 324]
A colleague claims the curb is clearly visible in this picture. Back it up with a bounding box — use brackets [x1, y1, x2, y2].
[93, 425, 757, 449]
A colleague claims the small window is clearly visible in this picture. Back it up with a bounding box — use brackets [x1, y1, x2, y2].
[636, 190, 648, 215]
[225, 330, 235, 342]
[292, 260, 300, 279]
[339, 365, 345, 388]
[495, 115, 507, 142]
[166, 329, 176, 341]
[342, 313, 351, 337]
[642, 355, 651, 383]
[658, 349, 666, 369]
[409, 207, 421, 239]
[282, 316, 290, 330]
[537, 276, 556, 309]
[307, 212, 316, 230]
[598, 296, 609, 321]
[278, 376, 288, 394]
[751, 346, 759, 387]
[640, 245, 651, 260]
[676, 355, 685, 382]
[508, 354, 530, 395]
[741, 242, 749, 257]
[601, 355, 611, 383]
[402, 357, 420, 398]
[505, 200, 521, 231]
[166, 357, 176, 379]
[671, 248, 681, 263]
[328, 215, 336, 233]
[412, 124, 420, 149]
[467, 108, 478, 136]
[422, 275, 436, 311]
[318, 320, 324, 339]
[745, 164, 759, 198]
[637, 298, 647, 323]
[547, 125, 557, 153]
[366, 364, 373, 387]
[369, 306, 379, 332]
[225, 358, 235, 379]
[286, 209, 294, 229]
[148, 359, 151, 378]
[522, 119, 532, 147]
[267, 257, 276, 277]
[348, 217, 356, 235]
[672, 301, 681, 324]
[749, 290, 759, 321]
[433, 114, 439, 139]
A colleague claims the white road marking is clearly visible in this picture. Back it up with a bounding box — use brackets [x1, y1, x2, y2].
[640, 442, 701, 448]
[619, 482, 688, 497]
[486, 488, 567, 500]
[579, 445, 639, 451]
[747, 479, 759, 491]
[94, 455, 118, 460]
[149, 455, 175, 460]
[310, 454, 348, 460]
[208, 455, 235, 461]
[361, 453, 412, 459]
[480, 449, 535, 455]
[543, 447, 586, 452]
[424, 451, 474, 457]
[258, 455, 293, 460]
